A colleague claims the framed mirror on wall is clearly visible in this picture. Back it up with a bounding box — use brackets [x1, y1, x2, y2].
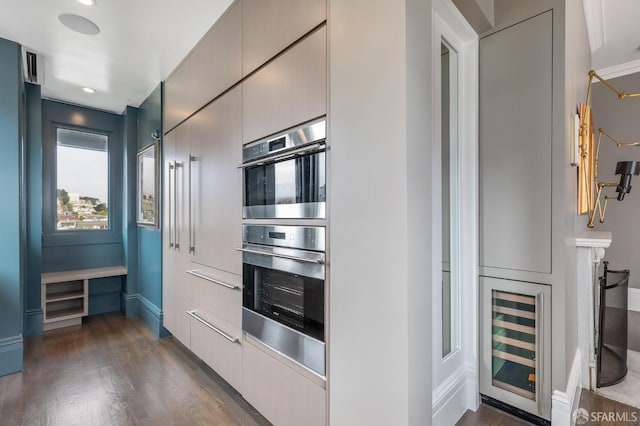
[137, 141, 159, 227]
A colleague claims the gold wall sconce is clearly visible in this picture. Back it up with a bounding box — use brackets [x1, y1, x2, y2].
[578, 70, 640, 228]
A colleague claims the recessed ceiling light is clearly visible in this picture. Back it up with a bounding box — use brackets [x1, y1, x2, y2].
[77, 0, 96, 5]
[83, 87, 96, 94]
[58, 14, 100, 35]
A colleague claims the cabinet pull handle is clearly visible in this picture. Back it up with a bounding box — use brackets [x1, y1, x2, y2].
[188, 155, 196, 254]
[238, 142, 325, 169]
[168, 162, 175, 249]
[536, 292, 544, 415]
[186, 310, 239, 343]
[186, 269, 239, 290]
[174, 161, 183, 249]
[237, 247, 324, 264]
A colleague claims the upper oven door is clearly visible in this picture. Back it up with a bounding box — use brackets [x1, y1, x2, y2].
[241, 119, 326, 219]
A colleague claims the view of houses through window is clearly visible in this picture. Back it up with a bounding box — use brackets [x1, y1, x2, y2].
[56, 128, 109, 231]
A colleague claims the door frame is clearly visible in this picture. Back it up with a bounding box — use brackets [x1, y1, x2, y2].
[431, 0, 479, 423]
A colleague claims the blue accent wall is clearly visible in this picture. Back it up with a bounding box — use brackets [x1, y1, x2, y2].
[122, 106, 139, 316]
[24, 83, 43, 337]
[0, 37, 24, 375]
[41, 100, 124, 273]
[135, 84, 167, 337]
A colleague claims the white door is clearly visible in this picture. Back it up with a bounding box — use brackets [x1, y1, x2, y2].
[431, 1, 479, 424]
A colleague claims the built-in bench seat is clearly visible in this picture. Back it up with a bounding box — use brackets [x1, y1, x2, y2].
[41, 266, 127, 331]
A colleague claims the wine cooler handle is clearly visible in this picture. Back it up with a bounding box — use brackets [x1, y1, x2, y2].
[536, 292, 544, 416]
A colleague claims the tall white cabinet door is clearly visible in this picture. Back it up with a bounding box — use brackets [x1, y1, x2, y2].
[190, 86, 242, 275]
[172, 123, 192, 348]
[162, 130, 177, 334]
[191, 2, 242, 112]
[242, 0, 326, 76]
[164, 1, 242, 132]
[243, 25, 327, 143]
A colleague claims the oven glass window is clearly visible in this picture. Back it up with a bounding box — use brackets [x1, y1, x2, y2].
[243, 263, 324, 342]
[245, 152, 326, 208]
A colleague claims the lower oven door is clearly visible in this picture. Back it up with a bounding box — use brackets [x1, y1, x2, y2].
[241, 244, 325, 376]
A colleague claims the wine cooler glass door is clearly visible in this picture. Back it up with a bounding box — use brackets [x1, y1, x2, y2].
[480, 277, 551, 420]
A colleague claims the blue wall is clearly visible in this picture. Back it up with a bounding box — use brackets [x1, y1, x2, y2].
[41, 100, 124, 272]
[24, 83, 42, 337]
[134, 84, 167, 337]
[122, 106, 139, 318]
[0, 37, 24, 375]
[40, 100, 125, 315]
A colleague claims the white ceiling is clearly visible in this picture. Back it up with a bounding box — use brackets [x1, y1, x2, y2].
[0, 0, 232, 113]
[3, 0, 639, 113]
[586, 0, 640, 76]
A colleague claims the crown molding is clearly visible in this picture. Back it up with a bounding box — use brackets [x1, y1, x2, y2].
[583, 0, 605, 52]
[596, 58, 640, 80]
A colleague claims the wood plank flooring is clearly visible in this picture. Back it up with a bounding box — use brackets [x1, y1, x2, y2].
[457, 391, 640, 425]
[0, 313, 271, 426]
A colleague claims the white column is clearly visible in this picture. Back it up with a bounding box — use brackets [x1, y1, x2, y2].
[575, 232, 611, 391]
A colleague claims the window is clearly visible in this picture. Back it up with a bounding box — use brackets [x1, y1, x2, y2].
[56, 128, 109, 231]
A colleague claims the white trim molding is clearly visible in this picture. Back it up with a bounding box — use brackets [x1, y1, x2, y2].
[629, 288, 640, 313]
[431, 0, 480, 424]
[582, 0, 605, 52]
[576, 231, 611, 391]
[596, 58, 640, 81]
[432, 367, 477, 426]
[551, 349, 583, 426]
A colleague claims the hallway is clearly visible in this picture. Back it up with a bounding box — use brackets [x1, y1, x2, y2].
[0, 314, 269, 425]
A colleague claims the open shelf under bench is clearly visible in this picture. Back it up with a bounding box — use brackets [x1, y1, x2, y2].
[41, 266, 127, 331]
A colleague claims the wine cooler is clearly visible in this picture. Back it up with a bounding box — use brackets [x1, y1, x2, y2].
[480, 277, 551, 421]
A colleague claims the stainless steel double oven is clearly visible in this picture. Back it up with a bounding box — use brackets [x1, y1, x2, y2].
[240, 118, 327, 377]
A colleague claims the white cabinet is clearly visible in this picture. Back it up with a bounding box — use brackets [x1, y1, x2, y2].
[164, 89, 242, 352]
[243, 335, 326, 426]
[189, 86, 242, 275]
[243, 25, 327, 143]
[42, 267, 127, 331]
[162, 130, 177, 335]
[164, 1, 242, 132]
[187, 264, 242, 329]
[189, 307, 243, 391]
[242, 0, 326, 76]
[162, 124, 192, 348]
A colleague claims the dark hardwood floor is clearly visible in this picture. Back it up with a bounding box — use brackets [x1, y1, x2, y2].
[457, 391, 640, 425]
[0, 313, 270, 426]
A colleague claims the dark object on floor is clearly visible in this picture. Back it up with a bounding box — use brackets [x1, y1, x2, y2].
[480, 394, 550, 425]
[598, 261, 629, 387]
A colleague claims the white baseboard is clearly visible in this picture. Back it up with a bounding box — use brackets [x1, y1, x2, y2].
[629, 288, 640, 313]
[551, 349, 582, 426]
[432, 367, 476, 426]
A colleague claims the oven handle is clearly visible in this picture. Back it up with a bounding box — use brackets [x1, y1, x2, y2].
[238, 142, 325, 169]
[236, 247, 325, 265]
[187, 310, 240, 344]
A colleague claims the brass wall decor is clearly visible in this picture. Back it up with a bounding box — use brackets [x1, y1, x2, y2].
[577, 70, 640, 228]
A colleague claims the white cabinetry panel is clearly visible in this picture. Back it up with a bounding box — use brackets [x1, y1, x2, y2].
[242, 336, 326, 426]
[164, 1, 241, 132]
[242, 0, 326, 76]
[189, 87, 242, 275]
[243, 26, 327, 143]
[190, 307, 243, 391]
[479, 11, 552, 275]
